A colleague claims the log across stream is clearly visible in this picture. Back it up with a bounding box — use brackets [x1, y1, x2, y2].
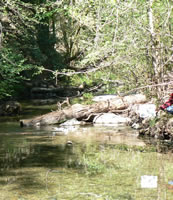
[20, 94, 147, 127]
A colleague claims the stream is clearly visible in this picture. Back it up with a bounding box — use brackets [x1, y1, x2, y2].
[0, 102, 173, 200]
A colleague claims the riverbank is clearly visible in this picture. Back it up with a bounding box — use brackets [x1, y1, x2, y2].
[135, 111, 173, 141]
[2, 94, 173, 144]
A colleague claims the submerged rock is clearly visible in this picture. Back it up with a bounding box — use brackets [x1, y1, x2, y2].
[52, 125, 79, 135]
[66, 141, 73, 146]
[60, 118, 85, 126]
[52, 118, 87, 135]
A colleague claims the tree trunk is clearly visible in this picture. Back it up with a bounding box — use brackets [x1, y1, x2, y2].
[20, 94, 147, 127]
[148, 0, 162, 98]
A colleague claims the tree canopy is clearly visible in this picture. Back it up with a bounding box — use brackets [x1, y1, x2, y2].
[0, 0, 173, 100]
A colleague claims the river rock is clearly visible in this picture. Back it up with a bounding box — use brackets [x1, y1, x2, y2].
[0, 101, 22, 116]
[131, 103, 156, 119]
[52, 125, 79, 135]
[93, 113, 131, 125]
[51, 119, 85, 135]
[60, 118, 85, 126]
[131, 123, 141, 129]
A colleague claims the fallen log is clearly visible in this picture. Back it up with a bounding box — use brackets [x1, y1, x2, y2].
[20, 94, 147, 127]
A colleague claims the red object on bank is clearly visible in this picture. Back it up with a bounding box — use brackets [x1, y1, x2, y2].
[160, 93, 173, 110]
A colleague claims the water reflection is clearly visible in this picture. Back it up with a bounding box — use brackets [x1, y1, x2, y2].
[0, 134, 74, 170]
[0, 122, 169, 172]
[0, 120, 173, 199]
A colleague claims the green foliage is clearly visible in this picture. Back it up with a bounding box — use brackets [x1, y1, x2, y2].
[0, 0, 172, 100]
[0, 81, 14, 99]
[78, 143, 157, 176]
[71, 74, 93, 87]
[149, 118, 159, 127]
[112, 144, 157, 153]
[82, 93, 93, 104]
[82, 154, 105, 175]
[0, 0, 62, 99]
[67, 0, 173, 97]
[0, 45, 40, 99]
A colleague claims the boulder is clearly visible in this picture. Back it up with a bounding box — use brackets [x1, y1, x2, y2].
[131, 103, 156, 119]
[0, 101, 22, 116]
[93, 113, 131, 125]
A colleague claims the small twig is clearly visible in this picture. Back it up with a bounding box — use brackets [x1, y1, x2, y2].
[163, 5, 173, 27]
[57, 97, 71, 110]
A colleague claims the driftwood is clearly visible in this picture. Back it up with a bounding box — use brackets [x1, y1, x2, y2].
[20, 94, 147, 127]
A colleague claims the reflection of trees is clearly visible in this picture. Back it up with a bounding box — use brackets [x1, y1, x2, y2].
[0, 133, 103, 194]
[1, 146, 33, 170]
[0, 135, 34, 170]
[0, 135, 82, 172]
[0, 133, 171, 173]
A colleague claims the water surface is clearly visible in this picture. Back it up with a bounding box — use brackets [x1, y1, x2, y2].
[0, 103, 173, 200]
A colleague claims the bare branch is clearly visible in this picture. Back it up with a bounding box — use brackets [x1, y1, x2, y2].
[163, 5, 173, 27]
[124, 81, 173, 96]
[161, 54, 173, 69]
[1, 53, 16, 66]
[43, 59, 119, 77]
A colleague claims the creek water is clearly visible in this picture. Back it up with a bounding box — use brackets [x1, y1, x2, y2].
[0, 103, 173, 200]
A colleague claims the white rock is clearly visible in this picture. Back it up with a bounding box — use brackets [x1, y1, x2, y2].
[138, 104, 156, 119]
[131, 103, 156, 119]
[132, 123, 140, 129]
[52, 125, 78, 134]
[60, 118, 82, 126]
[93, 113, 131, 125]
